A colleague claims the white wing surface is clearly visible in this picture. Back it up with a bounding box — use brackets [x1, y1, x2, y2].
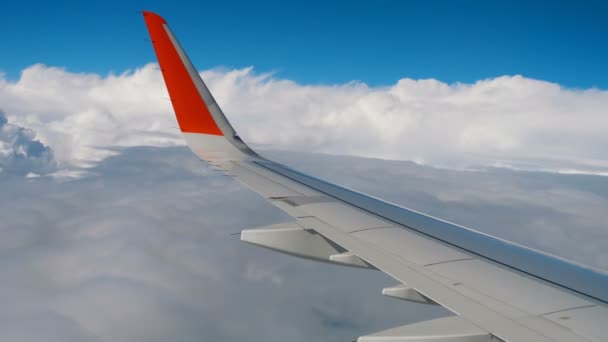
[142, 11, 608, 342]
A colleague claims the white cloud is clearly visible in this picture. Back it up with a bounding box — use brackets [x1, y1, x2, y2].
[0, 110, 56, 176]
[0, 64, 179, 167]
[1, 63, 608, 174]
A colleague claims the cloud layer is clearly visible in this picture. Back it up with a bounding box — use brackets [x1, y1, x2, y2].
[2, 62, 607, 341]
[1, 146, 607, 341]
[1, 63, 608, 174]
[0, 147, 447, 342]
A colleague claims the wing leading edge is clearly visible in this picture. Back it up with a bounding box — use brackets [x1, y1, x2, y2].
[142, 11, 608, 342]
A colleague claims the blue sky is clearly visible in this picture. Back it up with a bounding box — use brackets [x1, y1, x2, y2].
[2, 0, 607, 88]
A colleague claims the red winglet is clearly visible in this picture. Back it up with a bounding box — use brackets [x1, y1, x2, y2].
[143, 11, 223, 135]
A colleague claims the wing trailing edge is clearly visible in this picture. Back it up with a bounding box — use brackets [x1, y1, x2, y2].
[358, 316, 493, 342]
[240, 222, 374, 269]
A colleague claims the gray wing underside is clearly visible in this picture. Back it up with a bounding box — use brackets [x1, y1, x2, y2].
[208, 157, 608, 342]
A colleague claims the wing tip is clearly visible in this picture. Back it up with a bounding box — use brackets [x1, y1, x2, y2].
[142, 10, 259, 160]
[142, 11, 166, 24]
[142, 10, 225, 137]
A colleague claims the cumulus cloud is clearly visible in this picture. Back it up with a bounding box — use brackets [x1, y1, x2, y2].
[1, 64, 608, 174]
[0, 64, 180, 167]
[0, 110, 56, 176]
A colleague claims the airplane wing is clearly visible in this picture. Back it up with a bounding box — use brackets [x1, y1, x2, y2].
[142, 11, 608, 342]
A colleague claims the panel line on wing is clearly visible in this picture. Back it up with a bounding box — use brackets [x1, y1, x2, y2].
[424, 258, 476, 267]
[347, 226, 395, 234]
[539, 305, 597, 317]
